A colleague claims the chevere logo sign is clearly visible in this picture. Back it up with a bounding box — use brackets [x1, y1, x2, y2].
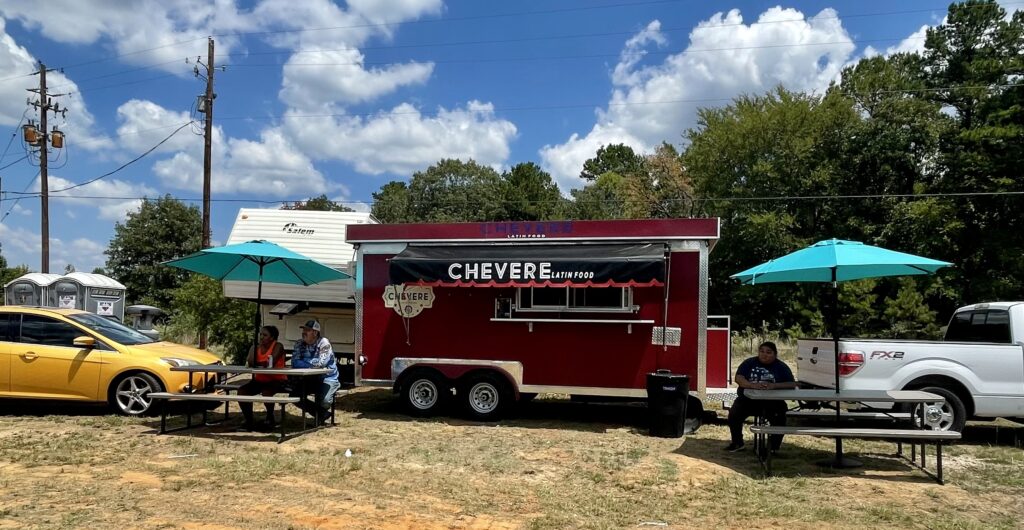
[383, 285, 435, 318]
[282, 222, 315, 235]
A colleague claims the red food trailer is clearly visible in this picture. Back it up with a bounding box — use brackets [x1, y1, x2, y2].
[346, 218, 726, 424]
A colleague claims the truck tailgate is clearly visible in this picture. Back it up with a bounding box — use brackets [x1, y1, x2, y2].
[796, 339, 837, 389]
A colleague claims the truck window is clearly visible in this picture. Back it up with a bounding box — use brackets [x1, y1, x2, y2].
[945, 310, 1012, 343]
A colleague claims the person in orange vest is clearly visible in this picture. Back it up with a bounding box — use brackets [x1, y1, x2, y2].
[237, 325, 286, 431]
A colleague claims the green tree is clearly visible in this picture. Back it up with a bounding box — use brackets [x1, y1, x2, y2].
[0, 252, 31, 300]
[408, 159, 504, 222]
[370, 181, 412, 223]
[570, 172, 628, 220]
[580, 144, 645, 181]
[281, 194, 355, 212]
[163, 275, 255, 364]
[620, 143, 697, 219]
[683, 87, 859, 333]
[105, 195, 202, 308]
[500, 162, 567, 221]
[921, 0, 1024, 305]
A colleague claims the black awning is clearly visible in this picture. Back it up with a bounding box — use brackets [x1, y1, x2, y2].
[389, 243, 666, 287]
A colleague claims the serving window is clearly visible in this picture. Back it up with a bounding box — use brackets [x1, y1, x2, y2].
[516, 286, 634, 313]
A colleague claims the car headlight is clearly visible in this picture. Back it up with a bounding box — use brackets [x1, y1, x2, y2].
[160, 357, 201, 367]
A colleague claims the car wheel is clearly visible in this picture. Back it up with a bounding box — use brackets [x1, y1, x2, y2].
[912, 386, 967, 432]
[110, 372, 163, 416]
[399, 370, 450, 416]
[459, 372, 512, 422]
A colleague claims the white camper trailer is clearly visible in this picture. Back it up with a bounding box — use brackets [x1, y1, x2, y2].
[224, 208, 377, 365]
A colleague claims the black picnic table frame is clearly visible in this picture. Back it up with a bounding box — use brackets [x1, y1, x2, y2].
[162, 364, 333, 438]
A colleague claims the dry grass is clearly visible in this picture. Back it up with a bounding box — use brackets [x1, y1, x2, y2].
[0, 390, 1022, 530]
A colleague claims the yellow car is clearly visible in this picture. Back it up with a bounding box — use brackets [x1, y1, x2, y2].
[0, 306, 222, 415]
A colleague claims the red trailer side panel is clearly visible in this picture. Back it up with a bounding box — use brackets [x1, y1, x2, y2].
[360, 251, 701, 391]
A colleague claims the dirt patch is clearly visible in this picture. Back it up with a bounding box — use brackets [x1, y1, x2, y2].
[121, 470, 163, 488]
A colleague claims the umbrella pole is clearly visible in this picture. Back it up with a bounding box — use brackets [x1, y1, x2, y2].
[253, 263, 264, 357]
[823, 270, 861, 468]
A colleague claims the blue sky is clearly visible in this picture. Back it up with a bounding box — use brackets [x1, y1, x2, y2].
[0, 0, 993, 273]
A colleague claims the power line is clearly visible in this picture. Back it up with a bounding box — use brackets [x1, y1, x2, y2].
[0, 170, 40, 223]
[17, 0, 1012, 83]
[47, 122, 194, 194]
[5, 189, 1023, 205]
[212, 83, 1021, 122]
[0, 155, 28, 171]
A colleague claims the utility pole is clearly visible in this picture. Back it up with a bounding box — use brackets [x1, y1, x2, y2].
[191, 38, 223, 350]
[26, 62, 67, 273]
[192, 37, 218, 249]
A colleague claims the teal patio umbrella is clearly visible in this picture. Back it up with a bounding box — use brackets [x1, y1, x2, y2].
[165, 239, 351, 351]
[731, 239, 951, 466]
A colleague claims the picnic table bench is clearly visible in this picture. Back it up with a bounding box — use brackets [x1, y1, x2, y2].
[750, 425, 961, 484]
[150, 392, 300, 440]
[786, 410, 912, 421]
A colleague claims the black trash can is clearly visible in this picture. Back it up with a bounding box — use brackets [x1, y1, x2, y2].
[647, 370, 690, 438]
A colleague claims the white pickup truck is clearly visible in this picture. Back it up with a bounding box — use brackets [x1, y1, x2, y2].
[797, 301, 1024, 432]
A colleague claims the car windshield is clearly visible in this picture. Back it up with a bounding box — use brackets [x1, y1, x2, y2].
[67, 312, 156, 345]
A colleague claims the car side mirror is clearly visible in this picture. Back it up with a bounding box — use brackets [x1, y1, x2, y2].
[73, 336, 95, 348]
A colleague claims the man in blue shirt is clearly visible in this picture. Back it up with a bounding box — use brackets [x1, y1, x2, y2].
[291, 319, 340, 426]
[725, 341, 796, 452]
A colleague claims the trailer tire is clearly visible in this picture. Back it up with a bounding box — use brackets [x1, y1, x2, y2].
[459, 372, 512, 422]
[399, 369, 450, 417]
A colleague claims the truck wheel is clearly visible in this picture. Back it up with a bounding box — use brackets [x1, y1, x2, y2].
[913, 386, 967, 432]
[459, 372, 512, 422]
[399, 370, 450, 416]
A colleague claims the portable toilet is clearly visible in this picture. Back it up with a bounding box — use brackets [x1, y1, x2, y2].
[49, 273, 127, 321]
[4, 273, 62, 306]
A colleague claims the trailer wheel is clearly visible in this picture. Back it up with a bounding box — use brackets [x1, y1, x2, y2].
[459, 372, 512, 421]
[399, 370, 450, 416]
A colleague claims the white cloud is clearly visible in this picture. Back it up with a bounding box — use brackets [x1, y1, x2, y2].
[116, 99, 204, 153]
[346, 0, 443, 27]
[541, 7, 857, 188]
[540, 124, 646, 191]
[111, 100, 326, 197]
[152, 126, 327, 196]
[0, 223, 105, 272]
[0, 0, 249, 72]
[41, 174, 158, 221]
[283, 101, 517, 175]
[0, 18, 112, 150]
[279, 48, 434, 108]
[863, 24, 930, 59]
